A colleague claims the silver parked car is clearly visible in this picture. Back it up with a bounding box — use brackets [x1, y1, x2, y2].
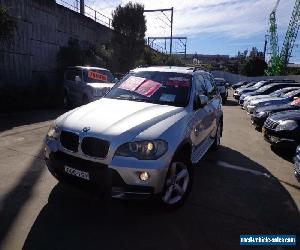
[44, 66, 223, 207]
[63, 66, 116, 107]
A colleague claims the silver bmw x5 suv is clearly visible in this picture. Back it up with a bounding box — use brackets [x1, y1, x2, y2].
[44, 66, 223, 207]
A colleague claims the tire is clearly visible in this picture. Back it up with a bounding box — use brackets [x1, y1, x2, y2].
[159, 152, 193, 209]
[212, 122, 222, 150]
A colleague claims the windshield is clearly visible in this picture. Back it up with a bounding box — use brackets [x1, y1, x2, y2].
[83, 69, 115, 83]
[105, 71, 192, 107]
[257, 85, 270, 93]
[253, 81, 266, 88]
[243, 82, 256, 88]
[270, 89, 284, 97]
[284, 89, 300, 98]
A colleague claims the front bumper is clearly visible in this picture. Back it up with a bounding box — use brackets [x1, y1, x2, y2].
[44, 139, 169, 198]
[233, 93, 240, 100]
[246, 105, 256, 114]
[251, 115, 266, 128]
[263, 128, 298, 149]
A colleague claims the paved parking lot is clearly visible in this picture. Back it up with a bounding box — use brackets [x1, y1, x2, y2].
[0, 92, 299, 250]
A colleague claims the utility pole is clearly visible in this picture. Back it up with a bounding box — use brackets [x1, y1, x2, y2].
[80, 0, 85, 15]
[170, 7, 173, 55]
[144, 8, 174, 54]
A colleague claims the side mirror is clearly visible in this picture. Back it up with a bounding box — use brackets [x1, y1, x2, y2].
[194, 94, 209, 110]
[225, 83, 230, 87]
[75, 76, 81, 83]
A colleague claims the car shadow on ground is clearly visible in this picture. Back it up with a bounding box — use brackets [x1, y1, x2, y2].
[23, 146, 300, 250]
[223, 99, 238, 106]
[0, 109, 65, 133]
[270, 146, 295, 163]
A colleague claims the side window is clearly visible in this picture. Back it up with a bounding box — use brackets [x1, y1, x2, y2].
[204, 74, 217, 97]
[194, 74, 206, 95]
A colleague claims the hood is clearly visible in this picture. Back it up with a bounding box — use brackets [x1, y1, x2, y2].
[251, 96, 283, 105]
[256, 103, 297, 113]
[87, 82, 115, 89]
[56, 98, 186, 141]
[270, 110, 300, 121]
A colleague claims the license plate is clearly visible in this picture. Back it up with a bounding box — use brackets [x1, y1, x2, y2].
[64, 166, 90, 181]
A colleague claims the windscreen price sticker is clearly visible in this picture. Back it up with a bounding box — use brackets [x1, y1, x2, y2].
[88, 71, 108, 82]
[166, 77, 190, 87]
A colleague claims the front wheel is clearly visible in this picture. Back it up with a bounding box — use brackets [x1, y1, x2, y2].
[212, 122, 221, 150]
[160, 155, 192, 208]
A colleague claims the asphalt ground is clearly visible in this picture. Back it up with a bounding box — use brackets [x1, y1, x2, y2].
[0, 90, 299, 250]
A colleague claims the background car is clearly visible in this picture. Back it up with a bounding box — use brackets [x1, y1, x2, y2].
[214, 78, 228, 103]
[240, 83, 300, 107]
[233, 79, 296, 100]
[232, 81, 248, 90]
[246, 88, 300, 114]
[63, 66, 116, 107]
[263, 110, 300, 150]
[243, 87, 300, 110]
[251, 98, 300, 129]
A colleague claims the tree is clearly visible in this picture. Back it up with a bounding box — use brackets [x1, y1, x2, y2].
[111, 2, 146, 73]
[0, 6, 16, 43]
[240, 57, 268, 76]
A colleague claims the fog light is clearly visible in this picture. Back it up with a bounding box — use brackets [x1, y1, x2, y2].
[139, 171, 150, 181]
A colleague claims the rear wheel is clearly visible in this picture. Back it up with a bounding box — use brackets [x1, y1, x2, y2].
[160, 153, 192, 208]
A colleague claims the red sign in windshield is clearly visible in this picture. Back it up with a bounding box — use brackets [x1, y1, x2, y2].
[119, 76, 162, 97]
[88, 71, 108, 82]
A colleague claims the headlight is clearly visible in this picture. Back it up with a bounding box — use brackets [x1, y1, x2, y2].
[276, 120, 298, 131]
[115, 140, 168, 160]
[46, 122, 60, 139]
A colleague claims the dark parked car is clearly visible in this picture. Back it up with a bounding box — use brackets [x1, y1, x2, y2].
[239, 82, 300, 106]
[233, 79, 296, 100]
[263, 110, 300, 150]
[232, 81, 248, 90]
[251, 98, 300, 128]
[294, 145, 300, 182]
[214, 78, 228, 102]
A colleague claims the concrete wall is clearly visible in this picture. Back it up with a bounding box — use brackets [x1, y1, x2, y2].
[0, 0, 113, 88]
[211, 70, 300, 84]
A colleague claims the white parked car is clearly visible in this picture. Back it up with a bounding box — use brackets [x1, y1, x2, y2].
[63, 66, 116, 107]
[45, 66, 223, 207]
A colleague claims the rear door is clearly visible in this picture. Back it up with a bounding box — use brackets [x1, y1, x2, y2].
[203, 73, 220, 138]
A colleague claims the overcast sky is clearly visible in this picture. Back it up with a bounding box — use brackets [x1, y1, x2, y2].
[69, 0, 297, 61]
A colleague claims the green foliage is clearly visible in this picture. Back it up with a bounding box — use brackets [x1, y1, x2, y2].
[141, 47, 184, 66]
[56, 38, 106, 77]
[0, 6, 16, 42]
[111, 2, 146, 73]
[240, 57, 268, 76]
[265, 56, 285, 76]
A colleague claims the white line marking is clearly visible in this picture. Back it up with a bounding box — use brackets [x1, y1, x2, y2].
[217, 161, 273, 178]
